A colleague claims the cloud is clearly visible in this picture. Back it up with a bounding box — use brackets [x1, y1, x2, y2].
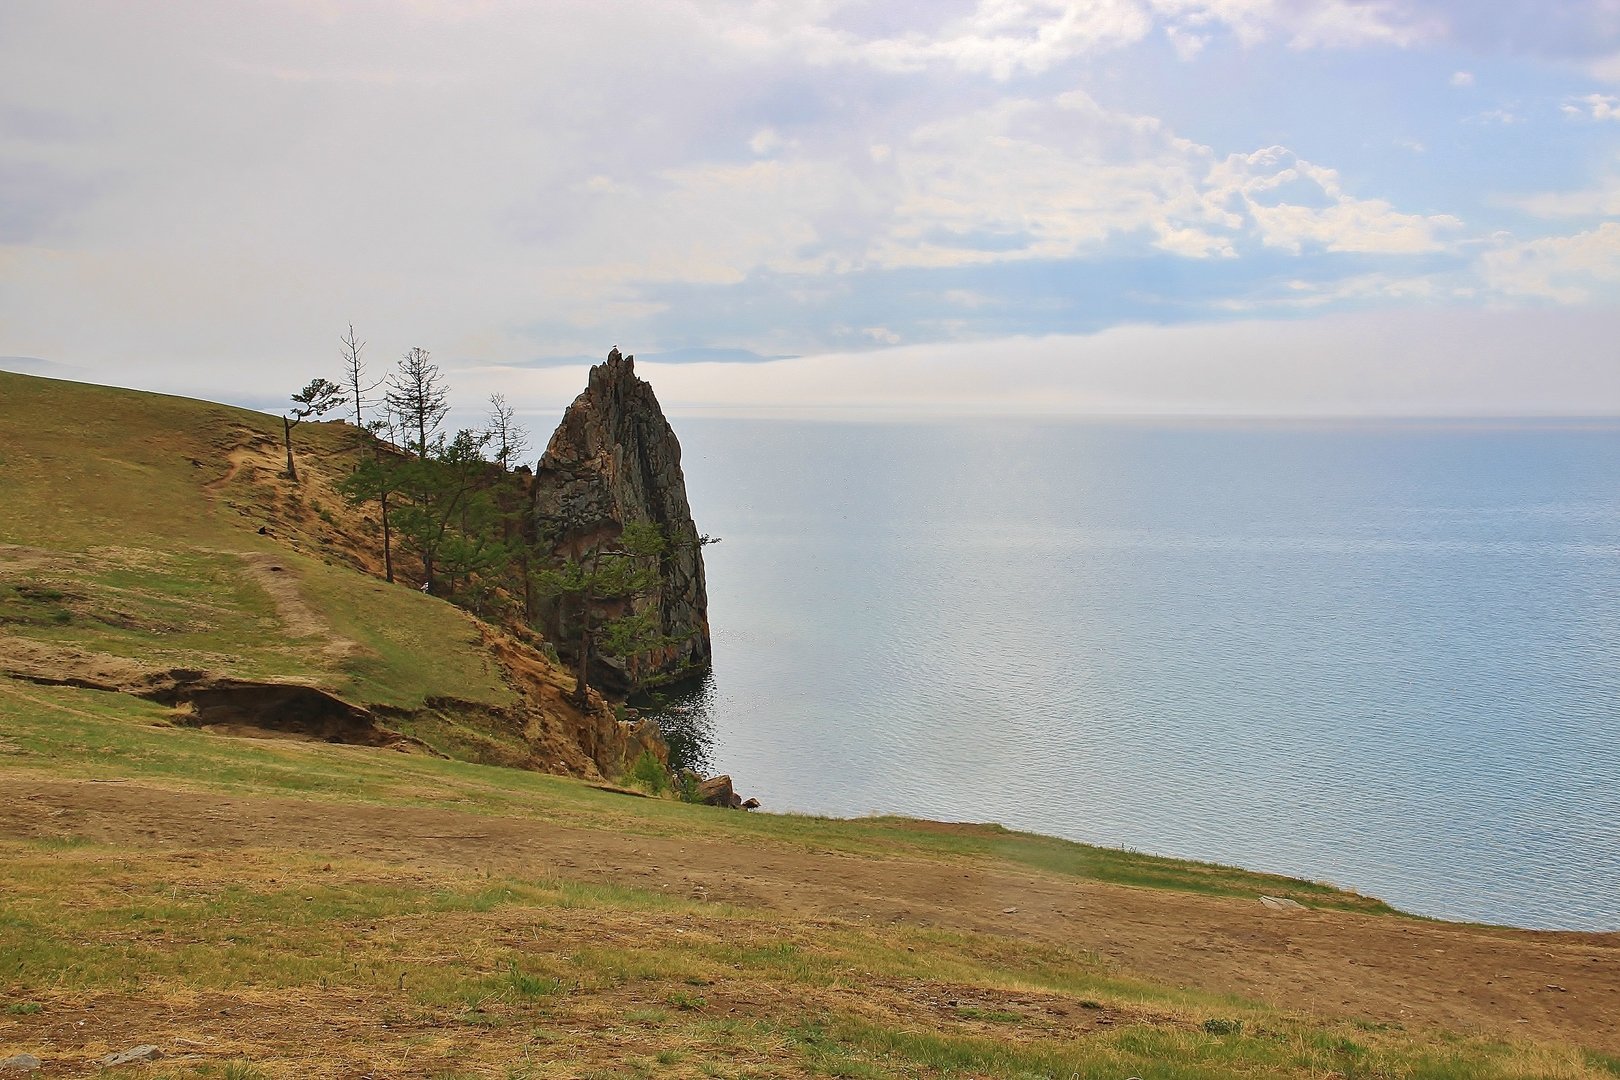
[547, 306, 1620, 418]
[1414, 1, 1620, 64]
[1479, 221, 1620, 302]
[0, 0, 1607, 407]
[1204, 146, 1461, 254]
[837, 0, 1438, 79]
[749, 128, 788, 156]
[538, 90, 1458, 288]
[869, 99, 1454, 267]
[1451, 70, 1475, 87]
[855, 1, 1154, 79]
[1563, 93, 1620, 120]
[1505, 167, 1620, 218]
[1216, 269, 1464, 311]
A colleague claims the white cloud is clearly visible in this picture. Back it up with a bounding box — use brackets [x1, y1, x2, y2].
[1450, 70, 1475, 87]
[1150, 0, 1436, 51]
[1164, 26, 1209, 59]
[1505, 167, 1620, 218]
[1219, 270, 1466, 312]
[1154, 224, 1238, 257]
[820, 0, 1435, 80]
[856, 1, 1154, 78]
[1564, 93, 1620, 120]
[749, 128, 788, 156]
[1268, 0, 1437, 49]
[1592, 52, 1620, 83]
[1204, 147, 1461, 254]
[1479, 222, 1620, 302]
[831, 101, 1454, 268]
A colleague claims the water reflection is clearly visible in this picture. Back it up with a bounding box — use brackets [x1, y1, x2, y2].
[634, 671, 717, 774]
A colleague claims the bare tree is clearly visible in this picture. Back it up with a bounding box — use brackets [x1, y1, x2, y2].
[486, 393, 530, 470]
[283, 377, 347, 483]
[341, 323, 381, 431]
[385, 347, 449, 461]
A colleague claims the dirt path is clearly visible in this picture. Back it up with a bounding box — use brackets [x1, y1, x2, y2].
[4, 775, 1616, 1052]
[234, 552, 357, 662]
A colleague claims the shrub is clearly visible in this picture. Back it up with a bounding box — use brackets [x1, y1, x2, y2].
[625, 751, 669, 796]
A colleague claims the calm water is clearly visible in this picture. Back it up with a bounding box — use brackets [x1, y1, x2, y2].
[661, 417, 1620, 931]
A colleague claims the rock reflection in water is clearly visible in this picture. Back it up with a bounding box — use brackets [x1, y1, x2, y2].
[636, 671, 717, 775]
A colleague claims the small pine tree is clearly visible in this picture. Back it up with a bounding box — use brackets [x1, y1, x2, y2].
[283, 377, 346, 483]
[385, 347, 449, 461]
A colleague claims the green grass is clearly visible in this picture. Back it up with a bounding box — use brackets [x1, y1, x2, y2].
[0, 371, 511, 715]
[0, 679, 1387, 912]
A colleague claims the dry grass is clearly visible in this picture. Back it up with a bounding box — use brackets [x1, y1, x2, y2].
[5, 836, 1606, 1080]
[2, 683, 1618, 1077]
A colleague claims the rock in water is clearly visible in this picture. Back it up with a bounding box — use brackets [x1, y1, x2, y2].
[532, 348, 711, 693]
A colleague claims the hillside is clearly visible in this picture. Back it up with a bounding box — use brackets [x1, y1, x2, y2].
[3, 371, 1619, 1079]
[0, 370, 661, 778]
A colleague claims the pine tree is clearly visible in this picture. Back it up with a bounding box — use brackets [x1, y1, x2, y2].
[283, 377, 346, 483]
[385, 347, 449, 461]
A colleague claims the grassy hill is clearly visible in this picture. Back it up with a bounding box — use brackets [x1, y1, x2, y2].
[0, 370, 647, 776]
[3, 371, 1618, 1078]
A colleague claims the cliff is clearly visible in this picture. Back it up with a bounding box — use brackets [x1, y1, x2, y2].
[531, 349, 711, 694]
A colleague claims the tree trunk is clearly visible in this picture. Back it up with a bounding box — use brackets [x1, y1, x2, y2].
[380, 489, 394, 583]
[283, 416, 298, 483]
[572, 627, 591, 708]
[518, 549, 532, 623]
[571, 591, 592, 708]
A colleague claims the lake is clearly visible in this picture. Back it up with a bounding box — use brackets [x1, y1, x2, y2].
[660, 416, 1620, 931]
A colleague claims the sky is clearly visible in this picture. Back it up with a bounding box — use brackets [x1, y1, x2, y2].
[3, 0, 1620, 425]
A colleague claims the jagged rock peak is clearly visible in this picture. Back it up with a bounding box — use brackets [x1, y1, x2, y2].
[532, 347, 711, 693]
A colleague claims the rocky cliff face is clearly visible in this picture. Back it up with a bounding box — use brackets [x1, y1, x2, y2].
[531, 349, 711, 694]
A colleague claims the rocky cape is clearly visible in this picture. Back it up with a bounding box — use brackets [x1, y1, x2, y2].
[530, 349, 712, 695]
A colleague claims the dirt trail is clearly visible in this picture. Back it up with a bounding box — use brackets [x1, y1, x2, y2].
[4, 775, 1617, 1053]
[234, 552, 357, 661]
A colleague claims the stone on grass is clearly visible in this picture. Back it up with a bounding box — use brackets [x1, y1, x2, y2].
[98, 1046, 162, 1067]
[0, 1055, 42, 1075]
[1259, 896, 1305, 911]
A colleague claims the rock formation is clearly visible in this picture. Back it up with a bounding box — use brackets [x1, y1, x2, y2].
[531, 348, 711, 695]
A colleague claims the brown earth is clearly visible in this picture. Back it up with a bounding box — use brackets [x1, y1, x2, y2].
[4, 774, 1617, 1060]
